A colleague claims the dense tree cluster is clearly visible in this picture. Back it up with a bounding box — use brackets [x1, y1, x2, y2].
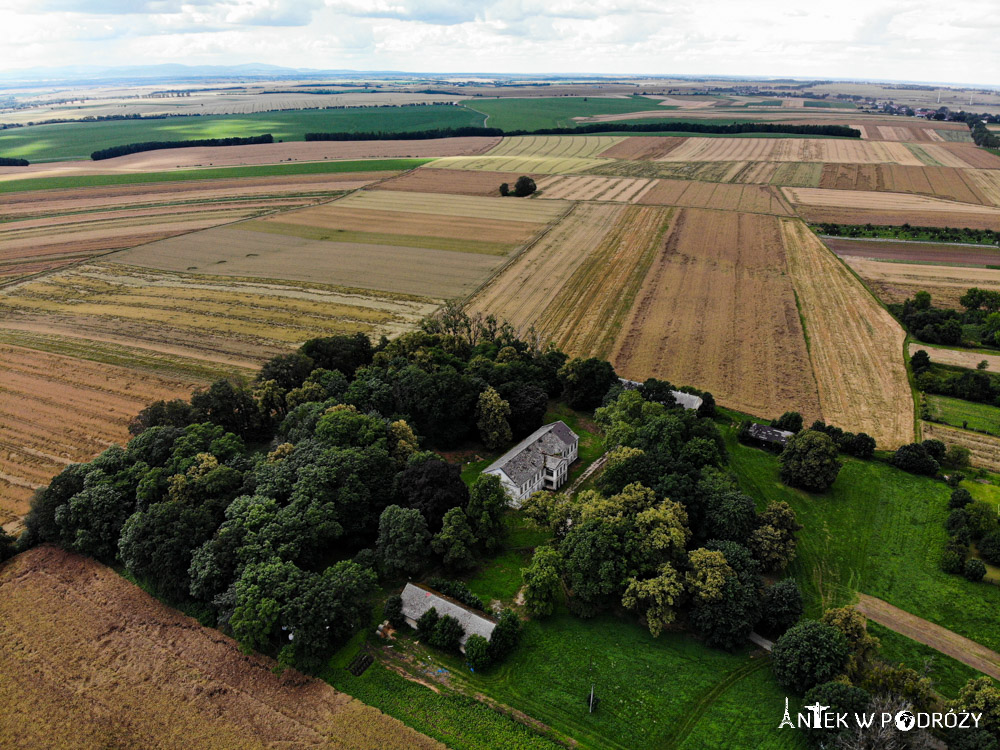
[519, 388, 803, 648]
[0, 157, 29, 166]
[940, 483, 1000, 581]
[912, 349, 1000, 408]
[21, 310, 611, 672]
[90, 134, 274, 160]
[816, 222, 1000, 247]
[894, 288, 1000, 349]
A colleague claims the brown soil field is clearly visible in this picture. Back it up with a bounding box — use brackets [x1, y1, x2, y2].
[922, 422, 1000, 472]
[534, 175, 656, 203]
[466, 202, 625, 333]
[857, 125, 946, 142]
[908, 343, 1000, 373]
[0, 343, 203, 526]
[824, 237, 1000, 267]
[856, 594, 1000, 681]
[636, 180, 792, 214]
[794, 206, 1000, 231]
[374, 168, 531, 196]
[780, 219, 912, 448]
[659, 138, 924, 165]
[596, 137, 686, 160]
[843, 258, 1000, 308]
[118, 226, 504, 299]
[0, 546, 443, 750]
[783, 186, 1000, 215]
[332, 189, 568, 222]
[818, 164, 991, 205]
[611, 209, 822, 422]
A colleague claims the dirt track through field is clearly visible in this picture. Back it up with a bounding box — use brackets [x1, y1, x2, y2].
[856, 594, 1000, 680]
[0, 546, 443, 750]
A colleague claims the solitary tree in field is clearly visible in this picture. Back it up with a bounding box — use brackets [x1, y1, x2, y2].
[513, 175, 537, 197]
[499, 182, 510, 196]
[778, 430, 842, 491]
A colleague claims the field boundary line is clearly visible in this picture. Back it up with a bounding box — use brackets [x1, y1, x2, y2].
[856, 594, 1000, 681]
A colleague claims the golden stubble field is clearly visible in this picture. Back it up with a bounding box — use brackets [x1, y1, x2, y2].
[0, 545, 443, 750]
[842, 259, 1000, 308]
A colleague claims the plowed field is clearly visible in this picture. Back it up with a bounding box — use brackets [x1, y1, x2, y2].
[781, 219, 912, 447]
[611, 209, 822, 421]
[0, 546, 442, 750]
[793, 206, 1000, 231]
[374, 168, 530, 196]
[534, 175, 656, 202]
[825, 238, 1000, 267]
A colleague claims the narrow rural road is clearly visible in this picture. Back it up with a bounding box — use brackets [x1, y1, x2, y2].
[856, 594, 1000, 680]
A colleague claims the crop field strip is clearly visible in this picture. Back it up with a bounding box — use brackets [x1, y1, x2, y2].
[0, 546, 443, 750]
[782, 186, 1000, 215]
[533, 175, 657, 203]
[657, 138, 926, 165]
[0, 343, 205, 527]
[906, 143, 1000, 169]
[922, 422, 1000, 472]
[0, 263, 438, 363]
[780, 219, 912, 448]
[824, 237, 1000, 268]
[842, 258, 1000, 308]
[817, 164, 994, 205]
[908, 343, 1000, 373]
[610, 208, 823, 423]
[373, 168, 533, 196]
[584, 158, 825, 186]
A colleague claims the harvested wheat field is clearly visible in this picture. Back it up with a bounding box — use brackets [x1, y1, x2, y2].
[843, 258, 1000, 308]
[374, 168, 530, 196]
[966, 170, 1000, 207]
[467, 202, 624, 331]
[818, 164, 991, 205]
[0, 263, 438, 361]
[486, 135, 625, 160]
[636, 180, 792, 214]
[824, 237, 1000, 267]
[908, 343, 1000, 373]
[534, 175, 656, 202]
[922, 422, 1000, 472]
[331, 189, 567, 222]
[781, 219, 912, 447]
[0, 343, 204, 528]
[907, 143, 1000, 169]
[596, 137, 686, 160]
[794, 206, 1000, 231]
[467, 203, 671, 361]
[658, 138, 924, 165]
[857, 125, 946, 142]
[428, 154, 605, 175]
[0, 545, 442, 750]
[783, 186, 1000, 215]
[610, 209, 822, 421]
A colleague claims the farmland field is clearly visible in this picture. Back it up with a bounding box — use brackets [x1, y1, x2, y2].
[922, 422, 1000, 472]
[818, 163, 991, 205]
[534, 174, 656, 203]
[926, 394, 1000, 434]
[0, 546, 441, 750]
[843, 258, 1000, 308]
[783, 186, 1000, 215]
[0, 105, 482, 162]
[614, 209, 821, 421]
[0, 343, 205, 529]
[824, 237, 1000, 267]
[910, 343, 1000, 373]
[780, 219, 911, 448]
[464, 96, 677, 130]
[657, 138, 925, 165]
[374, 168, 529, 196]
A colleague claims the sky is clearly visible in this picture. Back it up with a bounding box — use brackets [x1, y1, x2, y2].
[2, 0, 998, 85]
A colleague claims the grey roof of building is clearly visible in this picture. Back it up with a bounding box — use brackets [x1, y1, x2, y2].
[618, 378, 702, 411]
[484, 421, 578, 486]
[748, 422, 795, 445]
[400, 583, 496, 645]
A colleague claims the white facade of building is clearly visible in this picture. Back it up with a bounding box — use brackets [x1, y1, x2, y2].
[483, 421, 579, 506]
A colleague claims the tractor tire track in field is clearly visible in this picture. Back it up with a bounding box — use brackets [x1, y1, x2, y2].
[661, 656, 770, 750]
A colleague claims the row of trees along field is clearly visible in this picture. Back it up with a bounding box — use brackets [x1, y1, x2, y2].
[912, 347, 1000, 409]
[90, 133, 273, 160]
[894, 288, 1000, 349]
[815, 223, 1000, 247]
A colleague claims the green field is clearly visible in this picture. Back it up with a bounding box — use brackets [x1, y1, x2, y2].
[725, 428, 1000, 654]
[803, 100, 856, 108]
[0, 105, 480, 162]
[0, 158, 428, 193]
[927, 394, 1000, 434]
[462, 96, 674, 131]
[868, 622, 989, 698]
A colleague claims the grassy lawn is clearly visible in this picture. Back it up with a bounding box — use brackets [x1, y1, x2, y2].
[0, 105, 480, 162]
[927, 394, 1000, 435]
[724, 427, 1000, 653]
[462, 96, 672, 131]
[867, 622, 988, 698]
[0, 158, 428, 193]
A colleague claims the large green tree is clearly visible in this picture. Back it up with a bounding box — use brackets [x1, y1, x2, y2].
[778, 430, 842, 491]
[466, 473, 509, 552]
[521, 545, 562, 617]
[771, 621, 849, 694]
[376, 505, 430, 577]
[432, 507, 478, 571]
[475, 386, 513, 450]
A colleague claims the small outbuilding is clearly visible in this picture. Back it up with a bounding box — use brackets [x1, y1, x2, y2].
[618, 378, 703, 411]
[399, 582, 496, 653]
[741, 422, 796, 451]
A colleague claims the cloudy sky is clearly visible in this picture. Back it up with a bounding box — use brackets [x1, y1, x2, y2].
[2, 0, 998, 84]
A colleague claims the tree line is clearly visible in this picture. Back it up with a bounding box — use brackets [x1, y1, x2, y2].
[90, 133, 274, 161]
[893, 289, 1000, 349]
[815, 222, 1000, 247]
[0, 157, 29, 166]
[305, 122, 861, 141]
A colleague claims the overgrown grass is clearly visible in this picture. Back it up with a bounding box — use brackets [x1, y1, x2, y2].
[926, 394, 1000, 435]
[0, 105, 480, 162]
[0, 158, 429, 193]
[868, 622, 988, 698]
[724, 427, 1000, 653]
